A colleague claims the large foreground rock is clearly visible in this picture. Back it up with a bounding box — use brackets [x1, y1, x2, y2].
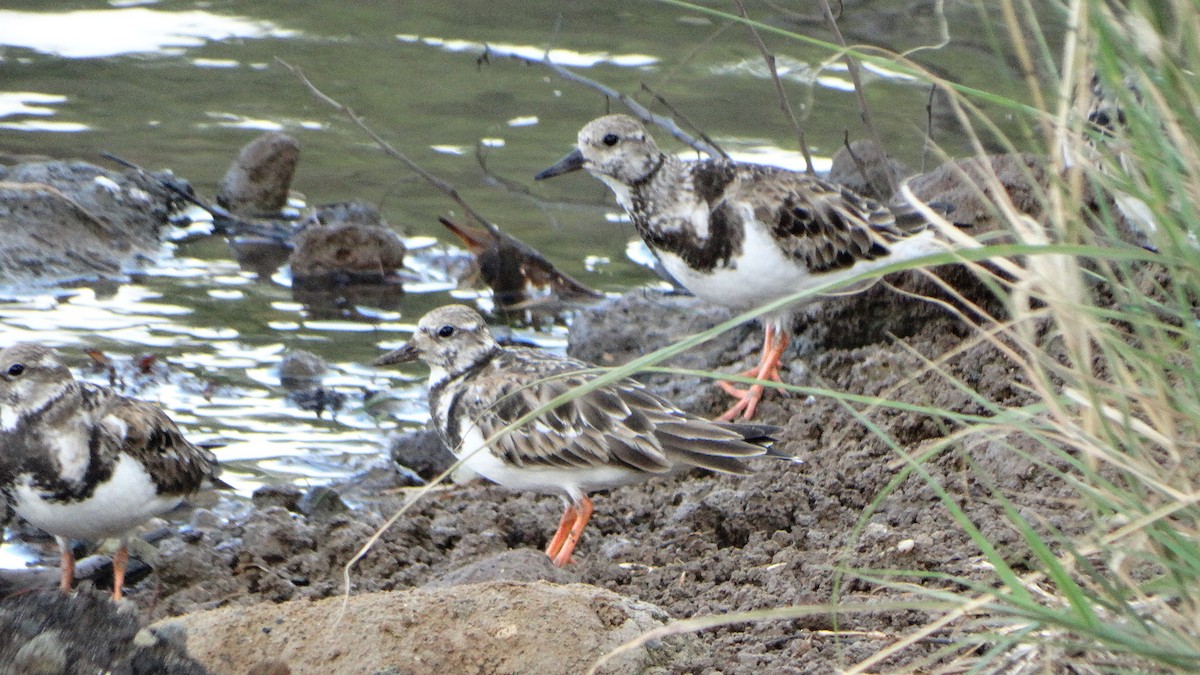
[165, 580, 686, 674]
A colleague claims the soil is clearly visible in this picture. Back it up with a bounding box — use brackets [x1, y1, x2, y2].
[62, 271, 1095, 674]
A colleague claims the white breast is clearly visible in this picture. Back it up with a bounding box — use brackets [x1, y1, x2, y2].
[11, 454, 182, 542]
[660, 207, 942, 313]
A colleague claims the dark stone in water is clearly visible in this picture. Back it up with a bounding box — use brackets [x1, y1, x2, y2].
[216, 131, 300, 218]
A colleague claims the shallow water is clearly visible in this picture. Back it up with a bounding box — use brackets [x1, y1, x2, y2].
[0, 1, 1040, 517]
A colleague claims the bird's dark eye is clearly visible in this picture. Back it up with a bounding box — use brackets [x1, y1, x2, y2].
[437, 325, 455, 338]
[7, 364, 24, 377]
[602, 133, 619, 147]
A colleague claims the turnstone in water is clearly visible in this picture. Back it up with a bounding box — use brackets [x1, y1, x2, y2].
[0, 343, 223, 600]
[536, 114, 946, 421]
[372, 305, 779, 567]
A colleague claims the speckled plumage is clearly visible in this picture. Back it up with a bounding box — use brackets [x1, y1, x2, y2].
[537, 115, 944, 420]
[373, 305, 778, 566]
[0, 343, 221, 599]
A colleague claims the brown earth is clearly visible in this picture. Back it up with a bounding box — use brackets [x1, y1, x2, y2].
[113, 270, 1098, 674]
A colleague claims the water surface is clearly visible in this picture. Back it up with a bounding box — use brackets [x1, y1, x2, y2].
[0, 0, 1036, 504]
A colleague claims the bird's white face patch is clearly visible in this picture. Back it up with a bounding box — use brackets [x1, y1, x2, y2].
[0, 403, 17, 432]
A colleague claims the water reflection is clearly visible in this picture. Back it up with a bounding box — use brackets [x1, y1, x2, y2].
[0, 8, 296, 59]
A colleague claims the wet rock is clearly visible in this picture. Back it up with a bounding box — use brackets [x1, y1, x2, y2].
[0, 590, 208, 674]
[828, 138, 911, 201]
[284, 386, 347, 418]
[387, 426, 456, 481]
[277, 349, 328, 387]
[216, 132, 300, 217]
[167, 581, 685, 674]
[288, 220, 406, 284]
[303, 201, 387, 230]
[252, 484, 303, 513]
[902, 153, 1050, 238]
[423, 549, 576, 588]
[297, 486, 349, 520]
[0, 161, 176, 290]
[567, 289, 748, 411]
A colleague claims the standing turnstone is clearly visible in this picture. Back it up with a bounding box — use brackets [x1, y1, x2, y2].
[536, 115, 945, 421]
[372, 305, 779, 567]
[0, 343, 223, 600]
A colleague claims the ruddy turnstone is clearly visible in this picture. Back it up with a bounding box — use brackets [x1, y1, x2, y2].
[0, 343, 223, 600]
[536, 114, 946, 421]
[372, 305, 779, 567]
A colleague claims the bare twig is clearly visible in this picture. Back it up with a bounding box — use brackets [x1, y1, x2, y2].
[732, 0, 816, 174]
[815, 0, 897, 194]
[840, 131, 886, 201]
[639, 83, 729, 158]
[483, 48, 722, 158]
[923, 84, 938, 173]
[277, 58, 499, 234]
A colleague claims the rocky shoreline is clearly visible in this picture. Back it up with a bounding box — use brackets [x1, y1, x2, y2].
[0, 145, 1124, 673]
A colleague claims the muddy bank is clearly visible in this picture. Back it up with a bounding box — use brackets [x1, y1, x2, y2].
[98, 272, 1089, 673]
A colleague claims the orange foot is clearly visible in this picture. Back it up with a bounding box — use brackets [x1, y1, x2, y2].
[545, 496, 594, 567]
[716, 324, 790, 422]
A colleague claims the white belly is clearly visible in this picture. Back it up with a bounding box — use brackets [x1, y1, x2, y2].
[11, 454, 183, 542]
[456, 427, 648, 502]
[659, 220, 941, 312]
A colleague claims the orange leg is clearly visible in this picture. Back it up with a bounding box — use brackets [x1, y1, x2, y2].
[56, 537, 75, 593]
[550, 496, 593, 567]
[545, 503, 578, 561]
[111, 542, 129, 601]
[717, 326, 791, 422]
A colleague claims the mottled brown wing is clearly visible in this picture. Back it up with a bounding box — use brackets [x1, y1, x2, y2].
[460, 352, 769, 474]
[732, 172, 924, 274]
[89, 387, 220, 495]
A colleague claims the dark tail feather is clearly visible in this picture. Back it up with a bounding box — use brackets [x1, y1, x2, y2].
[716, 421, 780, 446]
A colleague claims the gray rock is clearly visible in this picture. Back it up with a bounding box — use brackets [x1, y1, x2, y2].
[297, 486, 349, 520]
[0, 590, 208, 674]
[251, 484, 302, 513]
[216, 132, 300, 217]
[387, 426, 456, 481]
[827, 138, 910, 201]
[0, 161, 175, 291]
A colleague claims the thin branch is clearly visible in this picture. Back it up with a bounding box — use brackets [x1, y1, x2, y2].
[484, 48, 722, 158]
[732, 0, 816, 174]
[840, 131, 885, 201]
[923, 84, 938, 173]
[815, 0, 898, 194]
[639, 83, 729, 158]
[277, 58, 499, 234]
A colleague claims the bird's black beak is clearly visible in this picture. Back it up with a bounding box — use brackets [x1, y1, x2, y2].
[372, 341, 419, 367]
[534, 148, 585, 180]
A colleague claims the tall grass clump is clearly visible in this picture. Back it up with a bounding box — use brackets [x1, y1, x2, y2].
[590, 1, 1200, 672]
[840, 1, 1200, 670]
